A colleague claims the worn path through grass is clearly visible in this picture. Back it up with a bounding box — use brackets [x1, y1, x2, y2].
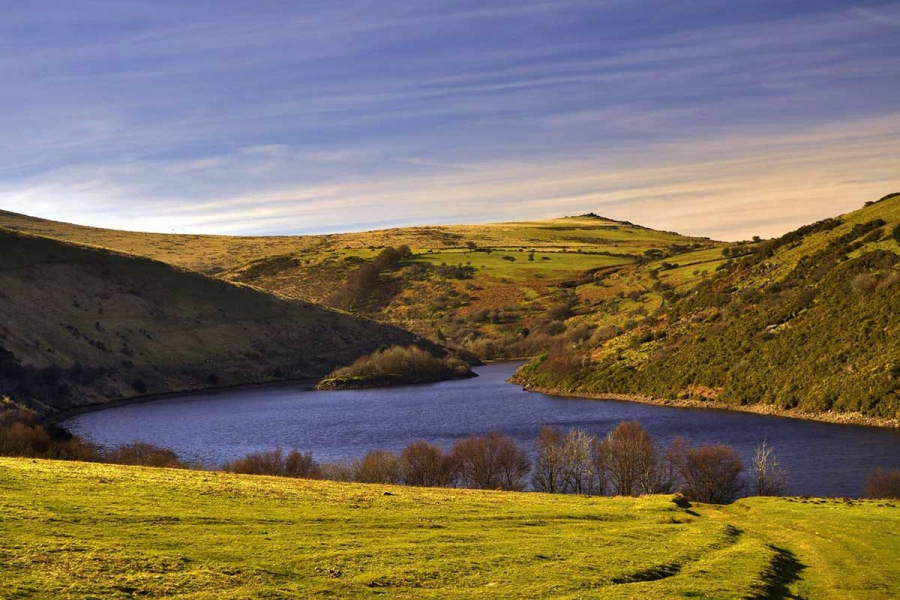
[1, 458, 898, 598]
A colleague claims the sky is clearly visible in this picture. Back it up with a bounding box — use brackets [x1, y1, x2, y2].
[1, 1, 899, 241]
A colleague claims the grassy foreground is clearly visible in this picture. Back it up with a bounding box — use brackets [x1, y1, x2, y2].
[1, 459, 898, 599]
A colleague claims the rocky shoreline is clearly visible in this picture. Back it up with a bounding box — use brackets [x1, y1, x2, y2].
[515, 384, 900, 429]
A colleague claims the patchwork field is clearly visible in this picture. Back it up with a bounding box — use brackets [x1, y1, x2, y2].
[0, 209, 722, 362]
[1, 458, 898, 599]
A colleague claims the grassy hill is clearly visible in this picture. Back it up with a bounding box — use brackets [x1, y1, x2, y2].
[0, 210, 719, 360]
[1, 457, 898, 599]
[514, 195, 900, 423]
[0, 228, 428, 415]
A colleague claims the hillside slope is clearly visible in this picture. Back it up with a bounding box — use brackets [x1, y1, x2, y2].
[0, 209, 720, 360]
[0, 228, 425, 415]
[2, 458, 898, 599]
[514, 195, 900, 422]
[217, 216, 719, 359]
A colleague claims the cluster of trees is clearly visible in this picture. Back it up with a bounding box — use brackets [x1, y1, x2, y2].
[223, 434, 529, 490]
[326, 246, 411, 310]
[3, 402, 898, 500]
[221, 421, 796, 503]
[316, 345, 471, 389]
[530, 421, 765, 502]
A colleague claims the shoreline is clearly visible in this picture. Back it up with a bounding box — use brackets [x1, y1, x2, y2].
[516, 384, 900, 429]
[45, 377, 321, 426]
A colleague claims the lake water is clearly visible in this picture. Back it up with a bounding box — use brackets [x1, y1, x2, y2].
[64, 362, 900, 497]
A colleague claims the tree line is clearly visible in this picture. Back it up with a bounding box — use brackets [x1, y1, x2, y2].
[2, 403, 897, 501]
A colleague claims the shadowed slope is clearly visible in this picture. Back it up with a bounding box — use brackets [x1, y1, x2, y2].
[0, 228, 425, 415]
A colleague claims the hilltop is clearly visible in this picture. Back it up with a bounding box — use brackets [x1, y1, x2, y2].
[2, 457, 898, 598]
[514, 194, 900, 423]
[0, 228, 428, 416]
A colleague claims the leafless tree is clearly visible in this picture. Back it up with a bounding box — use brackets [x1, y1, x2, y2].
[451, 432, 531, 491]
[559, 428, 597, 494]
[864, 468, 900, 499]
[223, 447, 322, 479]
[667, 437, 744, 503]
[400, 440, 455, 487]
[355, 449, 402, 484]
[532, 426, 566, 493]
[750, 440, 788, 496]
[600, 421, 666, 496]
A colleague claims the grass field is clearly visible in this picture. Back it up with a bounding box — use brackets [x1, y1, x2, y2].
[1, 458, 898, 599]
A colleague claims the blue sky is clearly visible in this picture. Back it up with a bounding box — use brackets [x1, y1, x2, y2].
[1, 1, 899, 240]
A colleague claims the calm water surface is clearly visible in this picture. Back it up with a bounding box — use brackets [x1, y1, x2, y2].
[64, 362, 899, 497]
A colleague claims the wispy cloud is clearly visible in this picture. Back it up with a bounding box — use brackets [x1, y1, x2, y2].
[1, 1, 898, 239]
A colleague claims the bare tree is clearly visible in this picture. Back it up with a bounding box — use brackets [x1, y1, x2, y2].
[451, 433, 531, 491]
[600, 421, 662, 496]
[560, 429, 597, 494]
[223, 448, 321, 479]
[864, 468, 900, 499]
[400, 440, 455, 487]
[105, 442, 183, 468]
[750, 440, 788, 496]
[667, 437, 744, 503]
[532, 426, 566, 493]
[355, 449, 402, 484]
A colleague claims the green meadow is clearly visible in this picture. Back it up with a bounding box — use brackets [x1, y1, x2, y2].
[1, 458, 898, 599]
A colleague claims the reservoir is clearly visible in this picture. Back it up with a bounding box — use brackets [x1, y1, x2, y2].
[64, 361, 900, 497]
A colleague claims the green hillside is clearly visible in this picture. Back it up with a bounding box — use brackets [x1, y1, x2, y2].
[0, 210, 720, 361]
[514, 195, 900, 423]
[0, 228, 427, 415]
[2, 458, 898, 599]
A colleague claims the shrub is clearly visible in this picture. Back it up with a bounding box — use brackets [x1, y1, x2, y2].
[450, 433, 531, 491]
[355, 449, 402, 484]
[105, 442, 183, 468]
[0, 404, 101, 461]
[893, 224, 900, 244]
[223, 448, 322, 479]
[667, 438, 744, 503]
[0, 421, 51, 456]
[400, 441, 455, 487]
[548, 296, 575, 321]
[864, 468, 900, 499]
